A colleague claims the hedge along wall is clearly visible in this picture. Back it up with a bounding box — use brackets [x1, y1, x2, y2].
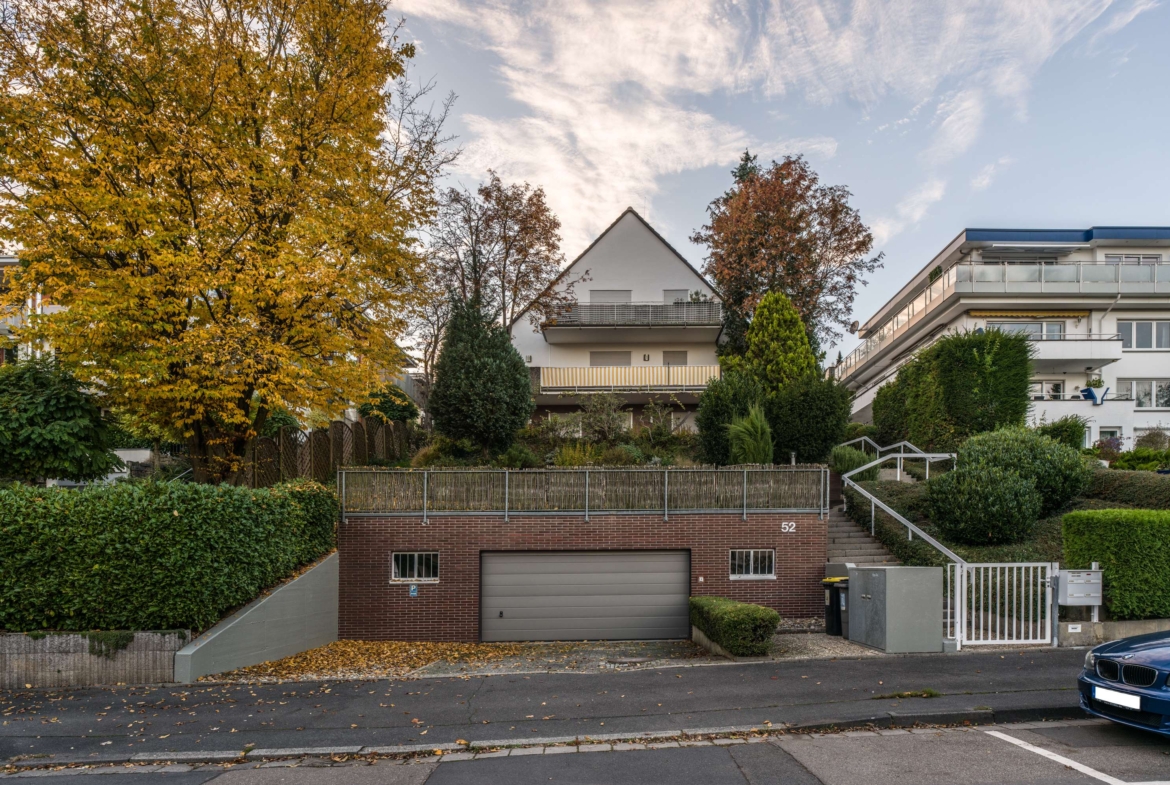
[1063, 509, 1170, 620]
[0, 480, 337, 632]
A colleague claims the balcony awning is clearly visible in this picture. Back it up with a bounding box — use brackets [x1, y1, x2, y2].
[969, 310, 1090, 318]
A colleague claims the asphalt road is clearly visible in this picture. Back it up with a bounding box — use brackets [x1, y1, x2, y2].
[5, 719, 1170, 784]
[0, 648, 1086, 765]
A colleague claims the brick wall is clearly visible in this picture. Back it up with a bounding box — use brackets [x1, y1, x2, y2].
[338, 512, 826, 641]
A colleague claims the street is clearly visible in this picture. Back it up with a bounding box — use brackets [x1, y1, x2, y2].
[3, 717, 1170, 783]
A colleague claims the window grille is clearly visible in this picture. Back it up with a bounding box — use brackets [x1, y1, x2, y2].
[729, 549, 775, 579]
[392, 552, 439, 581]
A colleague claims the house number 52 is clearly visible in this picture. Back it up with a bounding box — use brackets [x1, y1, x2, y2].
[781, 522, 797, 533]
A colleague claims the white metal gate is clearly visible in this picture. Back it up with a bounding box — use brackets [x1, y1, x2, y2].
[946, 562, 1056, 648]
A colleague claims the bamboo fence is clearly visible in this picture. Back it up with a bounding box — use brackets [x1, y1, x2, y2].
[339, 466, 829, 517]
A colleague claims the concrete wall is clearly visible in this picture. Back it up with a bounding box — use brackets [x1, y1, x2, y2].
[0, 632, 187, 688]
[174, 553, 338, 683]
[1059, 617, 1170, 647]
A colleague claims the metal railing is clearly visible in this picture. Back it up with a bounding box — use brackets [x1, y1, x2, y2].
[538, 364, 721, 392]
[546, 301, 723, 327]
[840, 452, 961, 563]
[339, 466, 829, 520]
[836, 259, 1170, 383]
[949, 562, 1056, 646]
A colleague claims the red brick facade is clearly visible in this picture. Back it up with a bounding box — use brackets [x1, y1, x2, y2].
[338, 512, 826, 641]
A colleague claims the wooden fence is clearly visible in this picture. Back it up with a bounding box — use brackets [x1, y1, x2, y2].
[339, 467, 829, 518]
[244, 419, 410, 488]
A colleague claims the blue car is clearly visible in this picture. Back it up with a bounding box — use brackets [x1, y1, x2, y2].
[1079, 630, 1170, 736]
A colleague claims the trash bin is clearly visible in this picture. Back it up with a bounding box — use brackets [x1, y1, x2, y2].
[822, 577, 846, 636]
[838, 578, 850, 640]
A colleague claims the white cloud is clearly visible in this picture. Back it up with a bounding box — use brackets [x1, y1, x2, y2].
[399, 0, 1142, 252]
[872, 179, 948, 246]
[1089, 0, 1160, 49]
[971, 156, 1015, 190]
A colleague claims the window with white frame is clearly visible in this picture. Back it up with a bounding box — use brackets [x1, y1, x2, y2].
[1028, 381, 1064, 401]
[1105, 254, 1161, 263]
[1118, 321, 1170, 350]
[987, 322, 1064, 340]
[729, 549, 775, 580]
[392, 552, 439, 582]
[1117, 380, 1170, 408]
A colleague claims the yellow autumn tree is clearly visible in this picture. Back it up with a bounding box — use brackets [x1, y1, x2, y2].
[0, 0, 451, 481]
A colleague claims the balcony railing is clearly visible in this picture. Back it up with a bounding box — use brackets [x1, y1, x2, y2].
[836, 261, 1170, 383]
[539, 365, 721, 393]
[545, 301, 723, 327]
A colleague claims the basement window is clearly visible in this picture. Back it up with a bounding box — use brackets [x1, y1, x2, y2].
[392, 552, 439, 582]
[729, 549, 775, 580]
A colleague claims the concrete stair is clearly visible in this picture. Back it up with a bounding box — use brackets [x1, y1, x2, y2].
[827, 505, 900, 565]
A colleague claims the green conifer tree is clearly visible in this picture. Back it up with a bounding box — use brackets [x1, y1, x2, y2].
[742, 291, 818, 390]
[428, 299, 534, 452]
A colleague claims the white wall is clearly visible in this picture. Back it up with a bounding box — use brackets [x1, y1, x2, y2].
[513, 340, 718, 368]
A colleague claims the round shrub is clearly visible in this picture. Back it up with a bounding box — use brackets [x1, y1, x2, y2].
[925, 465, 1041, 545]
[958, 427, 1092, 516]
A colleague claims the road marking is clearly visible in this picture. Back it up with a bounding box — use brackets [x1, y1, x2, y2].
[985, 730, 1170, 785]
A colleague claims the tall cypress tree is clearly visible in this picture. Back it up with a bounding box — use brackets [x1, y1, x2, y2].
[428, 299, 534, 453]
[742, 291, 818, 390]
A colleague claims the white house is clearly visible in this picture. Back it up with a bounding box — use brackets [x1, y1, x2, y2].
[509, 208, 722, 430]
[832, 227, 1170, 447]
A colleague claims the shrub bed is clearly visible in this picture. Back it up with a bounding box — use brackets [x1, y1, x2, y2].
[689, 596, 779, 656]
[957, 428, 1091, 516]
[1064, 509, 1170, 620]
[0, 480, 337, 632]
[925, 464, 1040, 545]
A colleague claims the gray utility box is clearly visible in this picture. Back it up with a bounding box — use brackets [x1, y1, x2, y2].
[1058, 570, 1103, 606]
[848, 566, 943, 653]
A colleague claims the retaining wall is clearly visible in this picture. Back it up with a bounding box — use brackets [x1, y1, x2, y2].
[0, 632, 187, 688]
[174, 553, 338, 682]
[1059, 617, 1170, 647]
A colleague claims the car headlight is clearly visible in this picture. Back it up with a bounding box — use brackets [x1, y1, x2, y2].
[1084, 650, 1097, 671]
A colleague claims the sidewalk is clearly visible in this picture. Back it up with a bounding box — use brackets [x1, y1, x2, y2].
[0, 647, 1086, 769]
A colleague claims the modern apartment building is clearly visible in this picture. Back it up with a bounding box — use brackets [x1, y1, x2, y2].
[509, 208, 722, 430]
[832, 227, 1170, 447]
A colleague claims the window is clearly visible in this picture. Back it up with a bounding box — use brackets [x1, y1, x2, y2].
[729, 549, 775, 580]
[1118, 321, 1170, 350]
[1099, 428, 1121, 441]
[664, 289, 689, 304]
[392, 552, 439, 582]
[590, 351, 632, 367]
[590, 290, 632, 303]
[1118, 380, 1170, 408]
[1028, 381, 1064, 401]
[987, 322, 1064, 340]
[663, 351, 688, 366]
[1105, 254, 1161, 263]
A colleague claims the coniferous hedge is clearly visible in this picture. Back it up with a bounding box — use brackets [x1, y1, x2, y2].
[1064, 509, 1170, 620]
[0, 480, 337, 632]
[872, 329, 1032, 450]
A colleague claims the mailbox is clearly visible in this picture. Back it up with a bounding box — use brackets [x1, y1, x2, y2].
[1058, 570, 1102, 606]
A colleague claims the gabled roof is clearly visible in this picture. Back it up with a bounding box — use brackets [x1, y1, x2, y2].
[508, 206, 716, 330]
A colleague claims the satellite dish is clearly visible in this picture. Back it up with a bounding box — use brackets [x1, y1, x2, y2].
[849, 320, 859, 334]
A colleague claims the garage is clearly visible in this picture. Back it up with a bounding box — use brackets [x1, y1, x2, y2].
[480, 551, 690, 642]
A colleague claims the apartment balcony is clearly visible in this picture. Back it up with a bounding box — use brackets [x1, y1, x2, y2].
[536, 364, 721, 394]
[835, 261, 1170, 386]
[1031, 334, 1124, 374]
[541, 301, 723, 344]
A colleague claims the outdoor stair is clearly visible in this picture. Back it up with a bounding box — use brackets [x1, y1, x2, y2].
[826, 505, 900, 565]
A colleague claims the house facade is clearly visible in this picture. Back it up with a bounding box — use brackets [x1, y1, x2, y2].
[509, 208, 722, 430]
[833, 227, 1170, 447]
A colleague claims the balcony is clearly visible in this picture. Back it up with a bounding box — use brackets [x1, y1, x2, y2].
[836, 261, 1170, 385]
[541, 301, 723, 344]
[1030, 334, 1123, 374]
[538, 365, 721, 393]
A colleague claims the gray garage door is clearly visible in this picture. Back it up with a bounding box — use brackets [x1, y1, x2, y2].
[480, 551, 690, 642]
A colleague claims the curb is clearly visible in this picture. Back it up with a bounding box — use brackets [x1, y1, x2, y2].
[3, 705, 1088, 771]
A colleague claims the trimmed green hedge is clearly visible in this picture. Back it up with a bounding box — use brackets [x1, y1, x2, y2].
[1087, 469, 1170, 508]
[689, 596, 779, 656]
[1064, 509, 1170, 620]
[0, 480, 337, 632]
[924, 464, 1040, 545]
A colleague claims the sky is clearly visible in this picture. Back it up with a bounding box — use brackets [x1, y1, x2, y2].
[394, 0, 1170, 356]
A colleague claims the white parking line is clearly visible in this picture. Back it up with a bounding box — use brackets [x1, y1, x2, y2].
[984, 730, 1170, 785]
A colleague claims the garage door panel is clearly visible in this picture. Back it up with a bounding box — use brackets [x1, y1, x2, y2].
[481, 551, 689, 642]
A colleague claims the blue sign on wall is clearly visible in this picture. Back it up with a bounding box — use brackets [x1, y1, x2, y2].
[409, 584, 418, 598]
